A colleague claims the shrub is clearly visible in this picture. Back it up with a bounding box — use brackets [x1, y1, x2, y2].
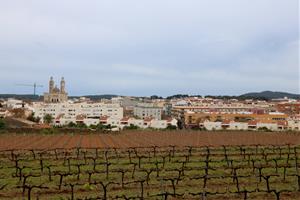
[67, 121, 77, 128]
[43, 114, 53, 124]
[40, 128, 57, 135]
[27, 113, 40, 123]
[124, 124, 139, 130]
[166, 124, 177, 130]
[258, 127, 271, 132]
[0, 119, 5, 130]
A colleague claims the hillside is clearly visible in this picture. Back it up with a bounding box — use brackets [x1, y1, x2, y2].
[240, 91, 300, 100]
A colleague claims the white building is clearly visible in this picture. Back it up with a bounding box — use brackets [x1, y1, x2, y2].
[200, 120, 298, 132]
[134, 103, 162, 120]
[33, 102, 123, 124]
[287, 120, 300, 131]
[0, 109, 8, 118]
[6, 98, 24, 109]
[257, 122, 278, 131]
[229, 122, 248, 130]
[203, 121, 222, 130]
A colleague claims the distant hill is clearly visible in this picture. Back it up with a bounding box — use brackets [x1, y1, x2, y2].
[240, 91, 300, 100]
[69, 94, 119, 100]
[0, 94, 42, 101]
[1, 91, 299, 101]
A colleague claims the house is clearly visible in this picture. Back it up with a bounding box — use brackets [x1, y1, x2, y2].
[0, 109, 8, 118]
[203, 121, 222, 130]
[83, 118, 99, 126]
[75, 114, 86, 124]
[257, 121, 278, 131]
[99, 116, 109, 125]
[150, 119, 167, 129]
[143, 117, 153, 128]
[221, 120, 231, 129]
[228, 121, 248, 130]
[128, 118, 144, 128]
[54, 114, 65, 126]
[277, 121, 288, 130]
[248, 121, 257, 130]
[167, 118, 178, 127]
[287, 119, 300, 131]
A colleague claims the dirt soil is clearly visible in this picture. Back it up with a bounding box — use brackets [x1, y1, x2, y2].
[0, 130, 299, 150]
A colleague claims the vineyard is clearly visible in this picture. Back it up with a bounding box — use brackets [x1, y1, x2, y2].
[0, 131, 299, 199]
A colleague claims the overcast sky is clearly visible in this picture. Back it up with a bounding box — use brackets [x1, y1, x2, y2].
[0, 0, 299, 97]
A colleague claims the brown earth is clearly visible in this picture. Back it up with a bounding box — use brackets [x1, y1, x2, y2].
[0, 130, 299, 150]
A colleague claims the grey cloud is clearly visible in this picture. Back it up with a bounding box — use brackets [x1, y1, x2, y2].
[0, 0, 298, 96]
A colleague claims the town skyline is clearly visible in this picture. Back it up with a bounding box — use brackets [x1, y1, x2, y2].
[1, 75, 300, 98]
[1, 76, 300, 100]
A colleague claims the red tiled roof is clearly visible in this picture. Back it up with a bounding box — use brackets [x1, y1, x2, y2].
[76, 114, 86, 121]
[222, 119, 231, 125]
[55, 114, 64, 120]
[277, 121, 288, 126]
[100, 116, 109, 121]
[166, 118, 173, 123]
[144, 117, 153, 122]
[248, 120, 257, 126]
[120, 117, 130, 122]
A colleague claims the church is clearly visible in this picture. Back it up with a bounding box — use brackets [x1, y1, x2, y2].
[44, 77, 68, 103]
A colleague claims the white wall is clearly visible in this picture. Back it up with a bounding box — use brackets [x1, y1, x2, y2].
[229, 122, 248, 130]
[33, 102, 123, 123]
[150, 119, 167, 129]
[257, 123, 278, 131]
[287, 120, 300, 131]
[133, 103, 162, 120]
[203, 121, 222, 130]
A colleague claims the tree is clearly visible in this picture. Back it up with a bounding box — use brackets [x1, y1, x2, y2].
[166, 124, 177, 130]
[150, 95, 163, 99]
[177, 119, 184, 129]
[76, 122, 87, 129]
[43, 114, 53, 124]
[258, 127, 271, 132]
[0, 119, 5, 130]
[96, 123, 106, 130]
[67, 121, 76, 128]
[27, 113, 40, 123]
[124, 124, 139, 130]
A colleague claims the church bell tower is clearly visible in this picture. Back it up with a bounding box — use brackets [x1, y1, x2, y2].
[60, 77, 65, 93]
[49, 76, 54, 93]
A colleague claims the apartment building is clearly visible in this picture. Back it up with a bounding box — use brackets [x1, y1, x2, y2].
[33, 102, 123, 123]
[133, 103, 162, 120]
[200, 120, 290, 131]
[276, 102, 300, 115]
[184, 112, 288, 126]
